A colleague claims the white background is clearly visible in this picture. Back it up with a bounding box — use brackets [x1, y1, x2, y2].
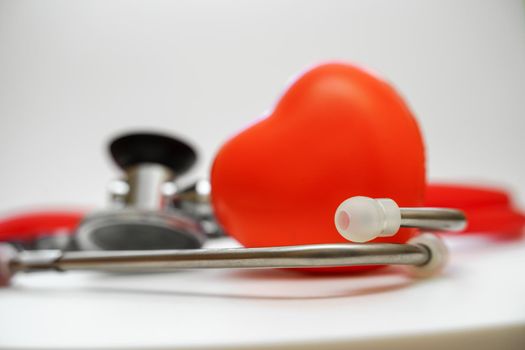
[0, 0, 524, 212]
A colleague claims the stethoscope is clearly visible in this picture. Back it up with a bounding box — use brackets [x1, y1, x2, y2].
[0, 132, 523, 286]
[1, 200, 464, 285]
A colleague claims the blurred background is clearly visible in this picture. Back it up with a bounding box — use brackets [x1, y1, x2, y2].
[0, 0, 524, 211]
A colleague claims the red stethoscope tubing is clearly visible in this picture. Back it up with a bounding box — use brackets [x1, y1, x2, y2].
[425, 184, 525, 237]
[0, 211, 84, 243]
[0, 184, 524, 243]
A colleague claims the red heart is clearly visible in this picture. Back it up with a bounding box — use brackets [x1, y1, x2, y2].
[211, 63, 425, 271]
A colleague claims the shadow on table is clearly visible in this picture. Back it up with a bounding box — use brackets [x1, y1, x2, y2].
[9, 265, 439, 301]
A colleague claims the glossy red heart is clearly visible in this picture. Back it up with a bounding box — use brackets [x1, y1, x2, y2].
[211, 63, 425, 270]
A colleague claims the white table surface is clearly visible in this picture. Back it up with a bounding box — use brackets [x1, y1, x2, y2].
[1, 235, 524, 350]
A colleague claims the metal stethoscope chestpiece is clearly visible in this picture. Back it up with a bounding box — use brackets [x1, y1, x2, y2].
[74, 132, 207, 251]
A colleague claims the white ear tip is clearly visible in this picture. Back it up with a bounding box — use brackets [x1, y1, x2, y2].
[334, 196, 401, 243]
[335, 196, 377, 242]
[407, 233, 449, 278]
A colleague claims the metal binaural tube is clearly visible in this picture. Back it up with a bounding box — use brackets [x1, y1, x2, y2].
[400, 208, 467, 231]
[9, 243, 430, 274]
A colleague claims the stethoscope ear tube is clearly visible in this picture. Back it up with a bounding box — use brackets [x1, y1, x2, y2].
[0, 233, 447, 286]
